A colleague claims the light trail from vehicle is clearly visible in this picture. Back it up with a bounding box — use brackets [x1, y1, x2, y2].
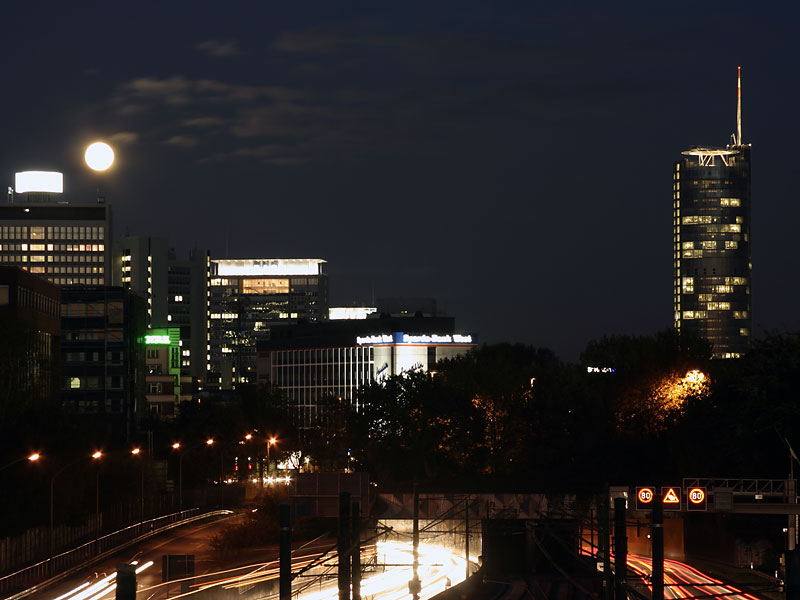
[626, 553, 764, 600]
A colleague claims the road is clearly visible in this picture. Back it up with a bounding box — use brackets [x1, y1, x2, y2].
[626, 553, 764, 600]
[44, 529, 470, 600]
[43, 512, 248, 600]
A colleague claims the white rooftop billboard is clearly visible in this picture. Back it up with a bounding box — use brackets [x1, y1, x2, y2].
[15, 171, 63, 194]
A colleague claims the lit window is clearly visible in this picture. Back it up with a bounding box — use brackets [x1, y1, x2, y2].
[701, 241, 715, 250]
[725, 241, 738, 249]
[70, 377, 81, 389]
[682, 242, 694, 250]
[740, 328, 749, 336]
[716, 285, 733, 293]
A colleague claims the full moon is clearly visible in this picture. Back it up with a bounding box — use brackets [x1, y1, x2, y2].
[84, 142, 115, 171]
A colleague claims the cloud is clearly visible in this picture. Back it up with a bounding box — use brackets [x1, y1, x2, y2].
[108, 131, 139, 145]
[194, 39, 244, 58]
[164, 135, 198, 147]
[182, 116, 227, 128]
[113, 76, 308, 108]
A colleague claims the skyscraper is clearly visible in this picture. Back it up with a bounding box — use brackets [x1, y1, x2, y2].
[673, 68, 751, 358]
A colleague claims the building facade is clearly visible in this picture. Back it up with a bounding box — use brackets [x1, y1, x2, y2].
[60, 286, 146, 437]
[673, 145, 752, 358]
[208, 258, 328, 389]
[167, 248, 210, 383]
[257, 315, 476, 431]
[143, 327, 192, 417]
[114, 237, 209, 384]
[0, 201, 111, 286]
[0, 267, 60, 411]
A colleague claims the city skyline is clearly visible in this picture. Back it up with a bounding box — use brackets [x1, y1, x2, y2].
[3, 2, 799, 360]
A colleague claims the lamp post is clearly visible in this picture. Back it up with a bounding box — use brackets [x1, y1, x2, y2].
[267, 437, 277, 482]
[50, 451, 101, 567]
[131, 448, 144, 523]
[172, 443, 183, 511]
[0, 452, 40, 473]
[172, 438, 214, 511]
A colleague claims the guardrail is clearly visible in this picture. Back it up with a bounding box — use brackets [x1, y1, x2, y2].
[0, 508, 231, 599]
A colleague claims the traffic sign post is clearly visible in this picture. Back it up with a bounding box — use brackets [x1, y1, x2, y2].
[662, 487, 681, 511]
[687, 487, 707, 511]
[636, 487, 655, 511]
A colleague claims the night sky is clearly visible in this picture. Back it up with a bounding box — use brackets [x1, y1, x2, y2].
[2, 1, 798, 361]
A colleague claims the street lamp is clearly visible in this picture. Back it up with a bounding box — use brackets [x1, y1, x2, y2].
[131, 448, 144, 523]
[171, 443, 183, 511]
[172, 439, 214, 511]
[50, 451, 101, 566]
[0, 452, 41, 473]
[266, 438, 277, 481]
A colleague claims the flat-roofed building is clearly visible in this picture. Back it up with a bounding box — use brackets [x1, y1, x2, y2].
[208, 258, 328, 390]
[257, 315, 476, 432]
[0, 184, 111, 285]
[0, 266, 60, 412]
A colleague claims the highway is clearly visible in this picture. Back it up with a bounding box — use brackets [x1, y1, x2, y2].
[42, 512, 243, 600]
[626, 553, 764, 600]
[43, 534, 470, 600]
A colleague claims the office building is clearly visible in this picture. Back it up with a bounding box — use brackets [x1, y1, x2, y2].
[167, 247, 210, 383]
[257, 314, 476, 431]
[113, 237, 209, 384]
[143, 327, 192, 417]
[0, 267, 60, 410]
[0, 172, 111, 285]
[673, 68, 751, 358]
[60, 286, 146, 437]
[114, 235, 169, 326]
[208, 258, 328, 389]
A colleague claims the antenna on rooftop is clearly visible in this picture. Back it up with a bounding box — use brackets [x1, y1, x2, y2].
[736, 65, 742, 145]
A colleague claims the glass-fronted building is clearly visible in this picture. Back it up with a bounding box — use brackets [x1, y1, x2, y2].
[257, 316, 476, 432]
[673, 145, 751, 358]
[208, 258, 328, 389]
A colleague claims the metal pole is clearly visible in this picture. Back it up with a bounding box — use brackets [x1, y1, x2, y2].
[280, 502, 291, 600]
[338, 492, 351, 600]
[95, 467, 100, 552]
[410, 483, 420, 600]
[178, 453, 183, 511]
[652, 494, 664, 600]
[140, 461, 145, 523]
[613, 497, 627, 600]
[465, 496, 470, 580]
[49, 476, 54, 571]
[599, 491, 611, 600]
[352, 500, 361, 600]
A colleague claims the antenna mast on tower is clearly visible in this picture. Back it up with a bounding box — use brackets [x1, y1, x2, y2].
[736, 66, 742, 145]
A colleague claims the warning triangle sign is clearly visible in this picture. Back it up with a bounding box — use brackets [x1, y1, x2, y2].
[663, 488, 680, 503]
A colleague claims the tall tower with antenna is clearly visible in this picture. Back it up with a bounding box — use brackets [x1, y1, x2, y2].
[672, 67, 752, 358]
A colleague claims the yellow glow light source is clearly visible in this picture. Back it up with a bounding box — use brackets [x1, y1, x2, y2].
[84, 142, 115, 171]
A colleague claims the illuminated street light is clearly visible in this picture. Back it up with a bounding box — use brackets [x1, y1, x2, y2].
[206, 438, 214, 446]
[50, 451, 102, 567]
[131, 447, 144, 522]
[84, 142, 114, 172]
[0, 452, 42, 473]
[172, 442, 180, 450]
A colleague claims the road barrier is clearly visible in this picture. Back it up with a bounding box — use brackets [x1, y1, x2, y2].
[0, 508, 232, 599]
